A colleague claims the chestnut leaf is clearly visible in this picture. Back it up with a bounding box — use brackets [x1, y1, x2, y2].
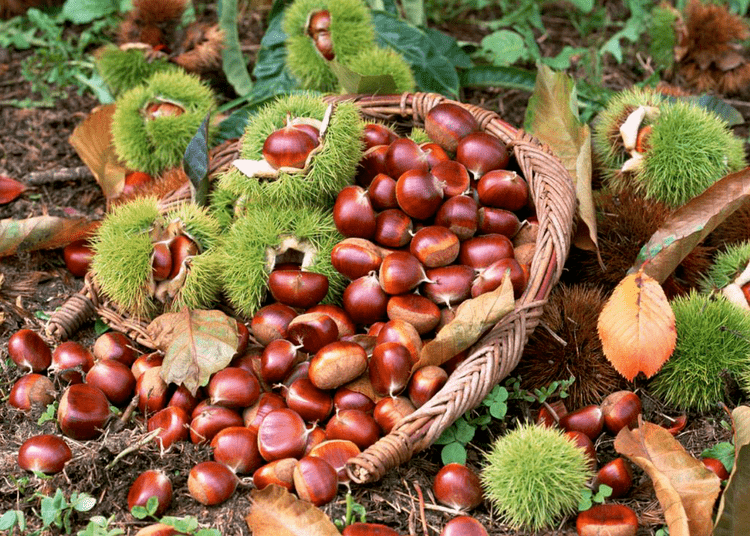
[148, 309, 240, 395]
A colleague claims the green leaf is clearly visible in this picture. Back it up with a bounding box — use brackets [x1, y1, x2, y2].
[183, 114, 211, 207]
[215, 107, 251, 142]
[61, 0, 121, 24]
[400, 0, 425, 27]
[685, 95, 744, 127]
[149, 309, 240, 395]
[0, 511, 18, 530]
[372, 11, 459, 96]
[568, 0, 593, 12]
[578, 489, 593, 511]
[489, 401, 507, 420]
[94, 318, 110, 337]
[702, 442, 735, 474]
[219, 0, 253, 96]
[329, 61, 398, 95]
[424, 27, 472, 69]
[594, 484, 613, 502]
[435, 425, 457, 445]
[454, 418, 476, 444]
[130, 505, 149, 520]
[459, 65, 536, 92]
[480, 30, 528, 66]
[541, 46, 589, 70]
[72, 493, 96, 512]
[441, 442, 467, 465]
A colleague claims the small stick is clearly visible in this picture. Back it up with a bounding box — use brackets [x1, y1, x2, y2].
[110, 395, 139, 433]
[105, 429, 161, 470]
[413, 482, 429, 536]
[26, 166, 92, 186]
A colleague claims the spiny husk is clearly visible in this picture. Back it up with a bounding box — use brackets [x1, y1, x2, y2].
[637, 100, 746, 207]
[407, 126, 430, 144]
[700, 240, 750, 292]
[112, 70, 216, 176]
[517, 284, 627, 407]
[481, 422, 593, 531]
[343, 46, 415, 93]
[650, 291, 750, 412]
[95, 45, 178, 96]
[91, 198, 223, 319]
[216, 93, 363, 212]
[283, 0, 376, 91]
[91, 198, 161, 319]
[221, 204, 347, 318]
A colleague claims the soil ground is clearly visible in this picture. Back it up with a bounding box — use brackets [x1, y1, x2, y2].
[0, 1, 747, 535]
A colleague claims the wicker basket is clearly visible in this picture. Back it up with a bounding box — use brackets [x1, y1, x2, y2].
[47, 92, 576, 483]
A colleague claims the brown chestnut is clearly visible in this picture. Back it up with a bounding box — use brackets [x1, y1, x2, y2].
[433, 463, 484, 510]
[440, 516, 489, 536]
[576, 504, 638, 536]
[253, 458, 297, 491]
[250, 302, 297, 346]
[63, 239, 94, 277]
[187, 461, 238, 506]
[560, 404, 605, 441]
[476, 169, 529, 212]
[287, 312, 339, 354]
[207, 366, 260, 409]
[594, 458, 633, 498]
[343, 274, 389, 325]
[50, 340, 94, 384]
[85, 358, 137, 406]
[600, 390, 642, 435]
[8, 329, 52, 372]
[424, 102, 480, 153]
[148, 406, 190, 451]
[58, 383, 111, 440]
[334, 185, 377, 239]
[128, 469, 172, 517]
[9, 373, 55, 411]
[18, 434, 72, 474]
[92, 331, 137, 367]
[410, 226, 460, 268]
[325, 409, 381, 451]
[268, 270, 329, 310]
[308, 439, 361, 483]
[211, 426, 263, 475]
[434, 194, 479, 241]
[395, 169, 444, 221]
[257, 408, 309, 461]
[407, 366, 448, 408]
[293, 456, 339, 506]
[386, 294, 441, 335]
[456, 132, 510, 179]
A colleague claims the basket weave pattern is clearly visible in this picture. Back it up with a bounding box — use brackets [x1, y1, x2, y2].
[47, 92, 576, 484]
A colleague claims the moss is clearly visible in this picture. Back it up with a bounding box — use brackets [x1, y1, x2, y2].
[111, 70, 216, 175]
[650, 292, 750, 412]
[481, 422, 593, 531]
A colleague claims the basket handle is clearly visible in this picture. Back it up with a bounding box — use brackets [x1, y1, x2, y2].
[46, 274, 100, 342]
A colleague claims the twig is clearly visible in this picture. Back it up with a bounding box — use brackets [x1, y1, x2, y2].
[26, 166, 92, 186]
[110, 394, 139, 433]
[105, 429, 161, 470]
[413, 483, 429, 536]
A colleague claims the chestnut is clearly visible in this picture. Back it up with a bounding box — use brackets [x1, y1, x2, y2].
[477, 207, 521, 237]
[307, 304, 356, 339]
[187, 461, 238, 506]
[379, 251, 429, 296]
[333, 387, 375, 414]
[424, 102, 480, 153]
[334, 185, 377, 239]
[121, 171, 153, 197]
[211, 426, 263, 475]
[308, 439, 361, 482]
[253, 458, 297, 491]
[268, 270, 329, 310]
[261, 338, 303, 384]
[455, 132, 510, 178]
[136, 366, 169, 415]
[243, 392, 288, 432]
[375, 319, 422, 364]
[51, 340, 94, 384]
[257, 408, 309, 461]
[131, 352, 163, 380]
[410, 226, 460, 268]
[407, 366, 448, 408]
[85, 358, 137, 406]
[128, 469, 172, 517]
[420, 142, 451, 168]
[433, 463, 484, 510]
[8, 329, 52, 372]
[343, 274, 389, 325]
[362, 123, 398, 150]
[151, 242, 173, 282]
[471, 257, 527, 299]
[702, 457, 730, 481]
[576, 504, 638, 536]
[374, 208, 414, 248]
[331, 238, 387, 280]
[63, 239, 94, 277]
[594, 458, 633, 498]
[314, 31, 335, 61]
[284, 377, 334, 423]
[369, 342, 412, 397]
[168, 235, 198, 280]
[386, 294, 441, 335]
[263, 123, 318, 170]
[58, 383, 111, 440]
[9, 373, 55, 411]
[600, 390, 642, 435]
[560, 404, 605, 441]
[342, 523, 401, 536]
[293, 456, 339, 506]
[373, 396, 415, 434]
[565, 430, 597, 469]
[458, 234, 514, 270]
[250, 302, 297, 346]
[325, 409, 381, 450]
[309, 341, 368, 391]
[305, 424, 327, 455]
[17, 434, 72, 474]
[421, 265, 475, 307]
[476, 169, 529, 212]
[395, 169, 444, 221]
[166, 384, 201, 416]
[385, 138, 429, 179]
[189, 405, 244, 444]
[431, 160, 471, 197]
[148, 406, 190, 451]
[356, 145, 389, 187]
[207, 366, 260, 409]
[367, 173, 398, 210]
[92, 331, 136, 367]
[287, 312, 339, 354]
[440, 516, 489, 536]
[434, 194, 479, 241]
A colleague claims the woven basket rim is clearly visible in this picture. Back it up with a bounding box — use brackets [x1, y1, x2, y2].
[46, 91, 577, 484]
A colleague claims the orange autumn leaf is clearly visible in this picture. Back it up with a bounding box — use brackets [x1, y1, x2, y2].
[597, 268, 676, 380]
[0, 175, 26, 204]
[615, 419, 721, 536]
[245, 484, 340, 536]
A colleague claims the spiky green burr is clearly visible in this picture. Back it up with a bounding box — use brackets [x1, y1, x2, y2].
[343, 46, 415, 93]
[90, 198, 223, 319]
[283, 0, 376, 91]
[220, 204, 347, 318]
[95, 45, 178, 96]
[481, 422, 593, 531]
[216, 93, 364, 212]
[111, 70, 216, 176]
[700, 241, 750, 292]
[650, 291, 750, 412]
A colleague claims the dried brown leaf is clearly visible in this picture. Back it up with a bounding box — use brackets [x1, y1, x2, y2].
[714, 405, 750, 536]
[0, 217, 98, 258]
[597, 269, 676, 380]
[0, 175, 26, 204]
[633, 167, 750, 283]
[148, 309, 239, 395]
[415, 275, 514, 370]
[245, 484, 340, 536]
[68, 104, 129, 201]
[615, 419, 721, 536]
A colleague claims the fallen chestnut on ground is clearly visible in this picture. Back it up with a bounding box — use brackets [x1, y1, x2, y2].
[187, 461, 238, 506]
[57, 383, 111, 440]
[17, 434, 72, 474]
[433, 463, 484, 511]
[576, 504, 638, 536]
[128, 469, 172, 517]
[8, 329, 52, 372]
